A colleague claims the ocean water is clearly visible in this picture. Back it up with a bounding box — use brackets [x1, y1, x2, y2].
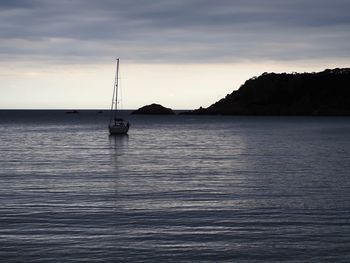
[0, 110, 350, 262]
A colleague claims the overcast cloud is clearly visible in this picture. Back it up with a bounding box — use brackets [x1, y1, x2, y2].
[1, 0, 350, 64]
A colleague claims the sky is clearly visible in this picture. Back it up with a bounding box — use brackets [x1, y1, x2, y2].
[1, 0, 350, 109]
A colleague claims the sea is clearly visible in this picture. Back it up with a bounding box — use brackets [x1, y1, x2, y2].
[0, 110, 350, 262]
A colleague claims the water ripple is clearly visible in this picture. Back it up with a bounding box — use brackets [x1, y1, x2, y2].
[1, 113, 350, 262]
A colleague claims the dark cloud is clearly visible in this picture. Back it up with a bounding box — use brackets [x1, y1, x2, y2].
[0, 0, 350, 63]
[0, 0, 39, 9]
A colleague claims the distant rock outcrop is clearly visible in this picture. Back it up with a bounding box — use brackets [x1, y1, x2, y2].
[183, 68, 350, 115]
[132, 103, 175, 115]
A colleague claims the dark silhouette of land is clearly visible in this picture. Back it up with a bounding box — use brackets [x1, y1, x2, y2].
[132, 103, 175, 115]
[182, 68, 350, 115]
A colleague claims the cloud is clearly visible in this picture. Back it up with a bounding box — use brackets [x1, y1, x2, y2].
[1, 0, 350, 64]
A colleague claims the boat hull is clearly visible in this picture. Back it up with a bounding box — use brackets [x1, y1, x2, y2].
[109, 123, 129, 135]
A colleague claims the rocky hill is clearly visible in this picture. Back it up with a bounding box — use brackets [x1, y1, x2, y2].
[184, 68, 350, 115]
[132, 103, 175, 115]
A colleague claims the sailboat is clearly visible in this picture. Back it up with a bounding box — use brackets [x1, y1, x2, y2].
[109, 58, 130, 135]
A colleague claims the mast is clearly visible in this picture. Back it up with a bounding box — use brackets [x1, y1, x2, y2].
[109, 58, 119, 125]
[114, 58, 119, 120]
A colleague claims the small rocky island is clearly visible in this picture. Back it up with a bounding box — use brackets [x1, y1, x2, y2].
[132, 103, 175, 115]
[183, 68, 350, 115]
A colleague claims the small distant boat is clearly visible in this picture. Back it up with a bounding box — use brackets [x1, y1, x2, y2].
[109, 58, 130, 135]
[66, 110, 79, 114]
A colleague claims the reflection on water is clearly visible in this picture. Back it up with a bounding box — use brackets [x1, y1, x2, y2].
[0, 112, 350, 262]
[109, 134, 129, 151]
